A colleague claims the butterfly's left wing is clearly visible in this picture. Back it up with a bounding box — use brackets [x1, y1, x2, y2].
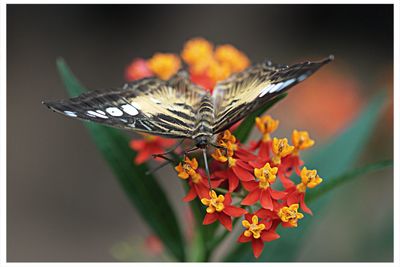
[211, 56, 334, 134]
[43, 71, 206, 138]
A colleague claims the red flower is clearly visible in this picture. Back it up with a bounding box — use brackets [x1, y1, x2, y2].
[241, 163, 287, 210]
[237, 214, 280, 258]
[129, 135, 176, 164]
[285, 167, 323, 214]
[201, 190, 247, 231]
[125, 58, 153, 81]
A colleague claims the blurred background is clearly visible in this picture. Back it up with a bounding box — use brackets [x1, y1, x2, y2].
[7, 4, 393, 262]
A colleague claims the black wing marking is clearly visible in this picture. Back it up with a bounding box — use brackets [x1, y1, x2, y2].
[43, 71, 207, 138]
[211, 56, 334, 133]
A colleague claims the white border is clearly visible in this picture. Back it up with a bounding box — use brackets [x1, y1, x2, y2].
[1, 1, 398, 266]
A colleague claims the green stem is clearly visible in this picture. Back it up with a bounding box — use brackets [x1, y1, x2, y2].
[307, 159, 393, 203]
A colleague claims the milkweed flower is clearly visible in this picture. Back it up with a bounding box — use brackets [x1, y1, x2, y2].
[175, 157, 221, 200]
[237, 214, 280, 258]
[212, 130, 256, 192]
[286, 167, 323, 214]
[147, 53, 181, 80]
[251, 115, 280, 159]
[278, 204, 304, 227]
[241, 163, 287, 210]
[129, 134, 176, 164]
[201, 190, 247, 231]
[125, 58, 153, 81]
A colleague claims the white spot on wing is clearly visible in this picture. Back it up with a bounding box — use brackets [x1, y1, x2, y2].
[269, 82, 284, 93]
[259, 84, 274, 98]
[87, 110, 108, 119]
[64, 111, 77, 117]
[121, 104, 139, 116]
[106, 107, 123, 117]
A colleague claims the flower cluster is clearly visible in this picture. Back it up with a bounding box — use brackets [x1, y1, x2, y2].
[127, 38, 324, 259]
[125, 37, 250, 92]
[179, 123, 323, 258]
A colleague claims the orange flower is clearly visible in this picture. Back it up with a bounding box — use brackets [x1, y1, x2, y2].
[147, 53, 181, 80]
[214, 44, 250, 72]
[271, 137, 294, 165]
[292, 130, 315, 153]
[201, 190, 247, 231]
[181, 37, 214, 72]
[241, 163, 287, 210]
[237, 214, 280, 258]
[278, 204, 304, 227]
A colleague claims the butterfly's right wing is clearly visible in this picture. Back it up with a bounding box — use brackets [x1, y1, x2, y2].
[43, 71, 206, 138]
[211, 56, 333, 134]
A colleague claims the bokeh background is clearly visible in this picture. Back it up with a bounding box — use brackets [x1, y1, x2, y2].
[7, 4, 393, 262]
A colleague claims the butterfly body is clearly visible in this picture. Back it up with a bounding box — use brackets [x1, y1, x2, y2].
[193, 94, 215, 148]
[43, 56, 334, 150]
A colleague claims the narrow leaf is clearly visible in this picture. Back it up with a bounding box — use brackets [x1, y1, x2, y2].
[56, 58, 186, 261]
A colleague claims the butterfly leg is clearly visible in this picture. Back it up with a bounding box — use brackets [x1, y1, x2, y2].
[210, 142, 228, 157]
[152, 139, 185, 158]
[202, 148, 212, 190]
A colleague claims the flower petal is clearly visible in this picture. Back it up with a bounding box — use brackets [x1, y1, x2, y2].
[287, 190, 300, 206]
[237, 233, 252, 243]
[224, 206, 247, 217]
[261, 230, 280, 242]
[232, 165, 254, 181]
[269, 188, 287, 200]
[134, 150, 151, 164]
[227, 169, 239, 192]
[300, 193, 313, 215]
[224, 193, 232, 205]
[251, 238, 264, 258]
[217, 213, 232, 231]
[258, 141, 271, 160]
[182, 186, 197, 202]
[241, 189, 261, 206]
[242, 180, 259, 191]
[129, 139, 146, 150]
[203, 213, 218, 225]
[260, 190, 273, 210]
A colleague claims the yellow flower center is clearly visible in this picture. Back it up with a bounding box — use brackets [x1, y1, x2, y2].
[299, 167, 323, 190]
[292, 130, 315, 153]
[255, 115, 279, 142]
[258, 178, 270, 190]
[272, 137, 294, 164]
[242, 215, 265, 239]
[278, 204, 304, 227]
[201, 190, 225, 213]
[254, 163, 278, 189]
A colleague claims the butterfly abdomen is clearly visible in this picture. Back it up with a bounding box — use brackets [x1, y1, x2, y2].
[193, 95, 214, 148]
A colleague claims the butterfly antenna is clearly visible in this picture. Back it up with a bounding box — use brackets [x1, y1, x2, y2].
[145, 161, 171, 175]
[202, 148, 212, 190]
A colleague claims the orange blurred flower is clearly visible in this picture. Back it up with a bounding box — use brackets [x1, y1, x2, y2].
[147, 53, 181, 80]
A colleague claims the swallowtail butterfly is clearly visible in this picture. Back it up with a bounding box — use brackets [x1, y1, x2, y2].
[43, 56, 333, 173]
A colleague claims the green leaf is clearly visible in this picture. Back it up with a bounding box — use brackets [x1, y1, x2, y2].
[56, 58, 186, 261]
[234, 94, 287, 143]
[307, 159, 393, 203]
[224, 92, 388, 262]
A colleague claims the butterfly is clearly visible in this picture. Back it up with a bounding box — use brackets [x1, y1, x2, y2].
[43, 55, 333, 169]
